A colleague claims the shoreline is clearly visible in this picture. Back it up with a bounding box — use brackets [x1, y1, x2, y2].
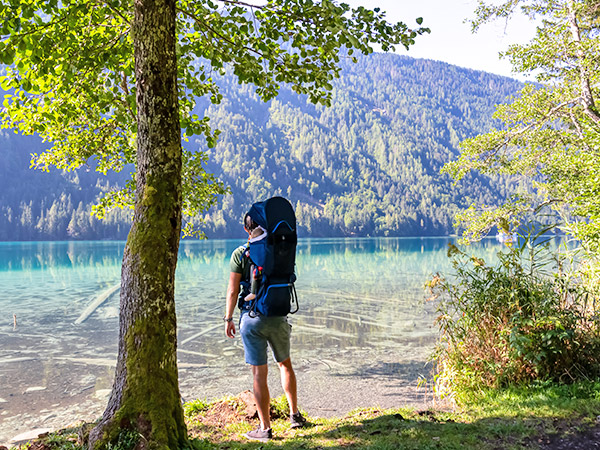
[0, 352, 433, 446]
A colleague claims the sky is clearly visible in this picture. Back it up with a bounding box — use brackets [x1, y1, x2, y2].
[343, 0, 538, 79]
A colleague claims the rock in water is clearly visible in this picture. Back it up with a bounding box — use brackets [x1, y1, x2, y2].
[24, 386, 47, 393]
[10, 428, 52, 444]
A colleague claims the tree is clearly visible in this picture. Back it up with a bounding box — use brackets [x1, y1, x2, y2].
[443, 0, 600, 252]
[0, 0, 427, 447]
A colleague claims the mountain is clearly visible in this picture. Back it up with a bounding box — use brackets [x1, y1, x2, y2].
[0, 53, 523, 240]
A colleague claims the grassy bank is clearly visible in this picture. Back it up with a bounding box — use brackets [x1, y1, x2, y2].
[18, 381, 600, 450]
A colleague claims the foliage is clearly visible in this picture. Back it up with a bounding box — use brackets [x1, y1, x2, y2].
[428, 227, 600, 401]
[269, 394, 291, 418]
[0, 0, 428, 231]
[184, 398, 212, 415]
[442, 0, 600, 253]
[12, 426, 139, 450]
[0, 54, 525, 240]
[467, 379, 600, 417]
[104, 429, 140, 450]
[37, 432, 82, 450]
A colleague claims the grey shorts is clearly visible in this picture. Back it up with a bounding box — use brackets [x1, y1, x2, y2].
[239, 312, 291, 366]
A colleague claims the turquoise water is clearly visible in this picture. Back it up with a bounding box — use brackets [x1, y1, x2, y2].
[0, 237, 508, 440]
[0, 237, 481, 354]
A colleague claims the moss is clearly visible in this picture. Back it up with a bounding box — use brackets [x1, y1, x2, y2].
[93, 303, 187, 449]
[123, 314, 185, 445]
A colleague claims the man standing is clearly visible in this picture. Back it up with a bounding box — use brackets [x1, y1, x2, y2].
[224, 212, 306, 442]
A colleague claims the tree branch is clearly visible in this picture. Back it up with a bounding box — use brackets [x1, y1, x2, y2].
[99, 0, 131, 24]
[504, 98, 579, 143]
[217, 0, 267, 8]
[217, 0, 319, 28]
[120, 72, 136, 121]
[475, 98, 580, 168]
[0, 11, 71, 40]
[567, 0, 600, 125]
[176, 6, 264, 59]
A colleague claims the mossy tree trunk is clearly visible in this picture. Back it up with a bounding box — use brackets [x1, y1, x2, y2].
[88, 0, 187, 448]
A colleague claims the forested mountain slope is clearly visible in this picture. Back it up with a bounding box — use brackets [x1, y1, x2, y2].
[0, 53, 523, 240]
[197, 53, 523, 237]
[0, 131, 132, 240]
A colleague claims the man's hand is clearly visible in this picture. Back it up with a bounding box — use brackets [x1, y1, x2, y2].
[225, 320, 236, 338]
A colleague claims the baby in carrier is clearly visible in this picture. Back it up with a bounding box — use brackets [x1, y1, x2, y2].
[245, 224, 267, 302]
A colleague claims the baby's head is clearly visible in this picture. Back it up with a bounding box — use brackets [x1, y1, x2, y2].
[250, 227, 263, 238]
[244, 213, 258, 234]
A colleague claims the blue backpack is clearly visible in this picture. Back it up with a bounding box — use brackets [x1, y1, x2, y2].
[245, 196, 298, 317]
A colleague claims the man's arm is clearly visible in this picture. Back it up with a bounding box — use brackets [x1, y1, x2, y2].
[225, 271, 242, 338]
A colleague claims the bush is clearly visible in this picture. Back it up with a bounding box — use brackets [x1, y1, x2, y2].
[270, 395, 291, 419]
[184, 398, 211, 415]
[428, 228, 600, 400]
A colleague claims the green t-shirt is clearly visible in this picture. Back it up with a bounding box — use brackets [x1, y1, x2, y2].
[230, 244, 251, 282]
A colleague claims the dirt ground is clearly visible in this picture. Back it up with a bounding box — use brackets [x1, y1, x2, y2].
[537, 422, 600, 450]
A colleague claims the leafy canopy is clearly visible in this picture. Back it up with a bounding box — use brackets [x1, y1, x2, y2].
[0, 0, 428, 230]
[443, 0, 600, 251]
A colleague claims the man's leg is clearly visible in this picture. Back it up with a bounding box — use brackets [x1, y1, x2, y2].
[251, 363, 271, 430]
[278, 357, 298, 414]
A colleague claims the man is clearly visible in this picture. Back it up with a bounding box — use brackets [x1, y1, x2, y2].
[224, 213, 307, 442]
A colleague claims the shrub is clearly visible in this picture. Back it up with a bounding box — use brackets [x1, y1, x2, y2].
[184, 398, 211, 416]
[428, 227, 600, 400]
[270, 395, 291, 419]
[105, 429, 140, 450]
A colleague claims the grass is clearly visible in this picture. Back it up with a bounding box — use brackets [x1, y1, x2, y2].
[17, 381, 600, 450]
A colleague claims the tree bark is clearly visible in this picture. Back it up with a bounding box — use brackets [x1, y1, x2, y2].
[88, 0, 187, 448]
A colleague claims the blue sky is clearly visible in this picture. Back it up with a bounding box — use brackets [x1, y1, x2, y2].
[344, 0, 538, 79]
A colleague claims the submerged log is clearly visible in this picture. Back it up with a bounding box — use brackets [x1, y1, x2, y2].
[74, 284, 120, 324]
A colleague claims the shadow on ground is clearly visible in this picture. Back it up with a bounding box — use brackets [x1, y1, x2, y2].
[186, 396, 600, 450]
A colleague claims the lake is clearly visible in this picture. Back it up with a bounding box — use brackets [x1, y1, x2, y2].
[0, 237, 506, 443]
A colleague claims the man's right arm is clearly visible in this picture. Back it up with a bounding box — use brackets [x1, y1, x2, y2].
[225, 271, 242, 338]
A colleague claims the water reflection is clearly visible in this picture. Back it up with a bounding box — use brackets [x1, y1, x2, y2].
[0, 237, 509, 364]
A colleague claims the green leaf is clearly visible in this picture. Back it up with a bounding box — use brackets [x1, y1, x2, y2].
[0, 47, 16, 65]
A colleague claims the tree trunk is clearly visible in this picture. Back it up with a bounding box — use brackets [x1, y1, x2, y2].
[88, 0, 187, 448]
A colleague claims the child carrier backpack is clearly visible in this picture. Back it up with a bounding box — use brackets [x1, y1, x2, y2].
[245, 196, 298, 317]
